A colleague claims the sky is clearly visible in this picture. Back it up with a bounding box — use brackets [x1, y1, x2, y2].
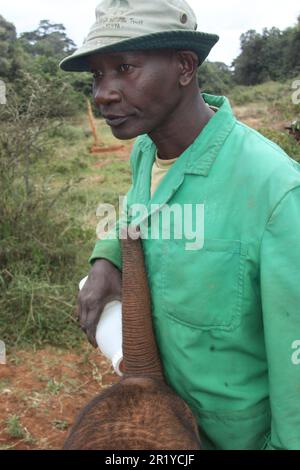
[1, 0, 299, 65]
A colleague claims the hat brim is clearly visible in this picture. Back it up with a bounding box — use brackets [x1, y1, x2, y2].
[60, 30, 219, 72]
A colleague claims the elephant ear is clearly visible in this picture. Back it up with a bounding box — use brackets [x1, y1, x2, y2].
[120, 226, 164, 379]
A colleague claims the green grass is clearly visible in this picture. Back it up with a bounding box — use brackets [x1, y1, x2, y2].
[0, 378, 11, 392]
[229, 78, 300, 120]
[6, 415, 26, 439]
[229, 78, 300, 161]
[52, 419, 69, 431]
[45, 378, 66, 395]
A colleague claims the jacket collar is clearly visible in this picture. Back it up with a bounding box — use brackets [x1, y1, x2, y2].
[133, 94, 236, 225]
[185, 94, 236, 176]
[140, 93, 236, 176]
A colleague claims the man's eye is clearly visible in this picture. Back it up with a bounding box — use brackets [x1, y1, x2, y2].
[93, 71, 103, 79]
[119, 64, 133, 73]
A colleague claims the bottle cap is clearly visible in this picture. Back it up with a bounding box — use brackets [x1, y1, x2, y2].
[112, 350, 124, 377]
[79, 276, 89, 291]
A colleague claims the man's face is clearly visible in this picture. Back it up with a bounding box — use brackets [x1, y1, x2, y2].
[89, 50, 183, 140]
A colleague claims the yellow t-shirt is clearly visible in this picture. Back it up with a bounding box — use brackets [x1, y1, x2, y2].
[150, 106, 218, 198]
[150, 155, 178, 198]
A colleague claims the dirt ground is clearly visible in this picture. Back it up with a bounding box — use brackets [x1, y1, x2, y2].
[0, 345, 118, 450]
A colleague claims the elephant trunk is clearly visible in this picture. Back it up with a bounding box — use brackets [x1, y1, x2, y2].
[120, 228, 164, 380]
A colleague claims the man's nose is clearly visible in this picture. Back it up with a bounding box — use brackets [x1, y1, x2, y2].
[93, 78, 121, 107]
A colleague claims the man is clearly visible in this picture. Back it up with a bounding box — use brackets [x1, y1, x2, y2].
[60, 0, 300, 450]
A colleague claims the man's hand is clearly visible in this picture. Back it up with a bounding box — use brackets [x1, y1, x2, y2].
[78, 259, 122, 347]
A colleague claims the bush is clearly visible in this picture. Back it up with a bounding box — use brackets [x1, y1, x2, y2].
[0, 73, 91, 349]
[258, 127, 300, 163]
[229, 79, 300, 120]
[198, 61, 233, 95]
[26, 56, 92, 114]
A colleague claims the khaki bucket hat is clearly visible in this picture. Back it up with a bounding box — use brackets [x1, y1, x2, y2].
[60, 0, 219, 72]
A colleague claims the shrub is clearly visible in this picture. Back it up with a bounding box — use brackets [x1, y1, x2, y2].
[258, 127, 300, 163]
[0, 73, 90, 349]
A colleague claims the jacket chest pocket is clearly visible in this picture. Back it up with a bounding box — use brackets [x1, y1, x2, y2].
[161, 238, 247, 331]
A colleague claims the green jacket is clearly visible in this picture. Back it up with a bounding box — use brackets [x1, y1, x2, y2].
[90, 94, 300, 450]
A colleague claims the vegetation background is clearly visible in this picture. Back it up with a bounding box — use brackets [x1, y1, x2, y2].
[0, 14, 299, 449]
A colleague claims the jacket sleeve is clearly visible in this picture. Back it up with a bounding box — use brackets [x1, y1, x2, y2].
[260, 185, 300, 450]
[89, 190, 133, 270]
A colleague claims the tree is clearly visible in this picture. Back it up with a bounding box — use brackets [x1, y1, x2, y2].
[233, 17, 300, 86]
[260, 27, 286, 81]
[0, 15, 24, 80]
[198, 61, 233, 95]
[285, 16, 300, 76]
[19, 20, 76, 59]
[232, 30, 267, 85]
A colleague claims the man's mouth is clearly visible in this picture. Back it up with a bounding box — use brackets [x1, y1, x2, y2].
[103, 115, 131, 127]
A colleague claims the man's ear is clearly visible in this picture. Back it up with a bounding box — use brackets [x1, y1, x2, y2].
[176, 51, 199, 87]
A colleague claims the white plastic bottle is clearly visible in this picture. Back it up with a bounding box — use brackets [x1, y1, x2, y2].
[79, 276, 124, 376]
